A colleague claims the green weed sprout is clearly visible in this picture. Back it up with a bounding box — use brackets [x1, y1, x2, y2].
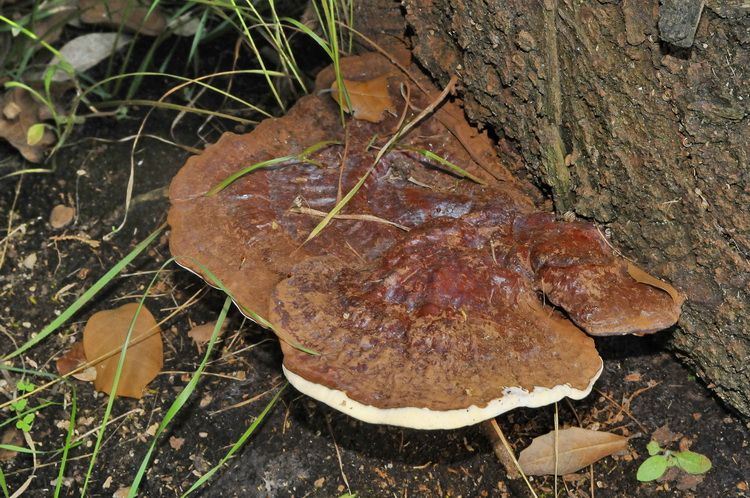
[637, 440, 712, 482]
[9, 381, 36, 432]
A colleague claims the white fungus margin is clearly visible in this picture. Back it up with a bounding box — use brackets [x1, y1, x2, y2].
[282, 360, 604, 430]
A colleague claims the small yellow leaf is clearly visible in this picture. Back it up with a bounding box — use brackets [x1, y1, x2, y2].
[82, 303, 163, 399]
[330, 74, 395, 123]
[518, 427, 629, 476]
[26, 123, 46, 146]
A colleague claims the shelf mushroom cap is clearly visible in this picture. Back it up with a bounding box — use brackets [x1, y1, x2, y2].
[270, 220, 606, 430]
[168, 52, 684, 429]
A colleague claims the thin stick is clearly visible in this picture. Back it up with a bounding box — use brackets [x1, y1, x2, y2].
[374, 74, 459, 166]
[0, 175, 23, 271]
[336, 125, 352, 203]
[208, 383, 282, 416]
[594, 385, 657, 434]
[554, 403, 559, 497]
[289, 206, 409, 231]
[326, 414, 351, 495]
[487, 418, 538, 498]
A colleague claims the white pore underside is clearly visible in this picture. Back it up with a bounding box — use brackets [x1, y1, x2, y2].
[282, 360, 604, 430]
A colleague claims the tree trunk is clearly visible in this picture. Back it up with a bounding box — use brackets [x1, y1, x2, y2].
[362, 0, 750, 418]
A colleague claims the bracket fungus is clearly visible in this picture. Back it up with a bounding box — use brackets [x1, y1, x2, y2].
[168, 53, 684, 430]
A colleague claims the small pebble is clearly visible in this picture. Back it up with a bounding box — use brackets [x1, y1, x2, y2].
[22, 253, 37, 269]
[49, 204, 75, 228]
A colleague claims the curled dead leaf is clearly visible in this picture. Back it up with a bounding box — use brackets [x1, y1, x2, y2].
[330, 73, 395, 123]
[82, 303, 163, 399]
[0, 87, 58, 162]
[518, 427, 629, 476]
[56, 342, 97, 382]
[47, 32, 132, 82]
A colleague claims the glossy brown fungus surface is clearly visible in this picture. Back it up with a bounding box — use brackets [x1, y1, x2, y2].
[168, 52, 684, 427]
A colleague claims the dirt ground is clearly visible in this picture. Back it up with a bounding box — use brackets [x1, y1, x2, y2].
[2, 32, 750, 498]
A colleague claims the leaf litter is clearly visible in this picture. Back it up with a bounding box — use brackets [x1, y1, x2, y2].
[517, 427, 629, 476]
[330, 73, 396, 123]
[79, 303, 163, 399]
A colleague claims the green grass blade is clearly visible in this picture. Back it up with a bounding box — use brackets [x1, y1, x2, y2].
[245, 2, 307, 93]
[299, 73, 466, 244]
[188, 7, 210, 63]
[0, 15, 72, 75]
[54, 383, 77, 498]
[1, 225, 164, 361]
[396, 143, 488, 185]
[0, 168, 54, 180]
[181, 383, 288, 496]
[0, 465, 8, 498]
[0, 442, 83, 456]
[321, 0, 348, 125]
[301, 160, 374, 244]
[3, 81, 53, 113]
[282, 18, 332, 59]
[204, 140, 341, 196]
[127, 296, 233, 497]
[205, 156, 301, 195]
[228, 0, 286, 111]
[83, 70, 286, 119]
[81, 295, 154, 496]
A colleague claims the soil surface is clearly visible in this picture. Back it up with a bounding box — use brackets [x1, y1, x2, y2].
[2, 31, 750, 498]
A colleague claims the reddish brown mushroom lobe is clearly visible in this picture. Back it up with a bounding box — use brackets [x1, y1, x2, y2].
[168, 52, 684, 425]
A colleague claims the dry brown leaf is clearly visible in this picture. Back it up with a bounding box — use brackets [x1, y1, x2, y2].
[0, 87, 58, 162]
[78, 0, 167, 36]
[113, 487, 132, 498]
[82, 303, 163, 399]
[187, 320, 227, 344]
[518, 427, 629, 476]
[169, 436, 185, 450]
[0, 428, 23, 462]
[330, 73, 395, 123]
[625, 372, 643, 382]
[652, 424, 682, 446]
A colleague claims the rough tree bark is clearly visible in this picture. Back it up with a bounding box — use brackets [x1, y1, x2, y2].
[355, 0, 750, 419]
